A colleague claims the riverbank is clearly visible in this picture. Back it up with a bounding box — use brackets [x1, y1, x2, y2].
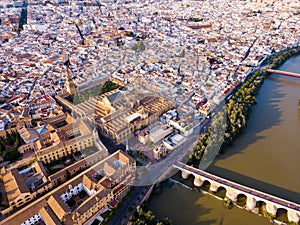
[150, 46, 299, 225]
[189, 45, 300, 167]
[167, 172, 293, 225]
[148, 174, 271, 225]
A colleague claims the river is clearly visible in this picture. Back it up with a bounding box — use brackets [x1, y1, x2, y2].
[148, 54, 300, 225]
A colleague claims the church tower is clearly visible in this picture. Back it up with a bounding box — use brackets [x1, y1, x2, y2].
[64, 59, 77, 96]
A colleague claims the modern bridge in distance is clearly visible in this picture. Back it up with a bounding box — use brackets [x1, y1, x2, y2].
[267, 69, 300, 78]
[173, 161, 300, 223]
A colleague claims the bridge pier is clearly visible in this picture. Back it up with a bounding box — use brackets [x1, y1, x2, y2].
[225, 188, 238, 203]
[287, 209, 300, 223]
[193, 176, 204, 187]
[181, 170, 190, 179]
[209, 182, 219, 192]
[173, 162, 300, 221]
[266, 203, 277, 216]
[246, 196, 257, 211]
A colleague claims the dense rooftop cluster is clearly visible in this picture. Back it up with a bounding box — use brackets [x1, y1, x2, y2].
[0, 0, 299, 223]
[0, 0, 299, 122]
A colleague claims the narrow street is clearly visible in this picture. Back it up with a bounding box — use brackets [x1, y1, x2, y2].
[109, 185, 147, 225]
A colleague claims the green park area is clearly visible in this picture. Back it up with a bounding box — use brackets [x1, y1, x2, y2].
[0, 131, 22, 163]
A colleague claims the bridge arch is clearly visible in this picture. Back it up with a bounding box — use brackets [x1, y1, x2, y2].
[236, 193, 247, 207]
[275, 208, 288, 223]
[215, 186, 226, 199]
[201, 180, 212, 192]
[256, 200, 267, 215]
[174, 162, 300, 224]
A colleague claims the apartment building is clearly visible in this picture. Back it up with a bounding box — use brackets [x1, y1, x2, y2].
[0, 150, 136, 225]
[17, 113, 96, 164]
[2, 161, 47, 211]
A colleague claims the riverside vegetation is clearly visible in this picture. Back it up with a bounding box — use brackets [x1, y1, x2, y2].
[185, 46, 300, 224]
[189, 46, 300, 166]
[129, 205, 172, 225]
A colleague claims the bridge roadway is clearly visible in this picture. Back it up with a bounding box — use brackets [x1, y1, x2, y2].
[173, 161, 300, 215]
[267, 69, 300, 78]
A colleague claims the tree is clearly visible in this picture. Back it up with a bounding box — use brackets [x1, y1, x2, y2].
[5, 131, 13, 146]
[0, 143, 4, 153]
[157, 218, 172, 225]
[130, 205, 172, 225]
[4, 146, 21, 162]
[15, 132, 21, 147]
[99, 80, 119, 95]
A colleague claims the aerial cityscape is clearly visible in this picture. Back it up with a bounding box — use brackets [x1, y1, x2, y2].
[0, 0, 300, 224]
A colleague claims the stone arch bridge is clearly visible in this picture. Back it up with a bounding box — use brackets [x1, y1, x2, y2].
[173, 161, 300, 223]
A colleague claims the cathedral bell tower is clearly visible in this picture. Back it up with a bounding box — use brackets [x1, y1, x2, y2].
[64, 58, 77, 96]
